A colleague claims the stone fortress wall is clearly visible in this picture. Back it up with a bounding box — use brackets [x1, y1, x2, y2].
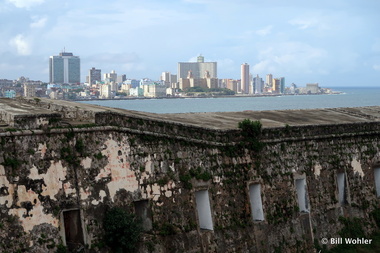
[0, 97, 379, 252]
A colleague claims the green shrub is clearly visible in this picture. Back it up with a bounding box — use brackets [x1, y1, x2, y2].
[238, 119, 264, 152]
[55, 244, 67, 253]
[103, 207, 142, 253]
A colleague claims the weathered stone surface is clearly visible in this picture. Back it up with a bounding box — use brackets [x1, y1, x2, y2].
[0, 97, 379, 252]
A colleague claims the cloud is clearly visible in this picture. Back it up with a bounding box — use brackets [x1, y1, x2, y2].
[30, 16, 47, 28]
[256, 25, 273, 36]
[9, 34, 31, 55]
[373, 65, 380, 71]
[7, 0, 45, 8]
[289, 16, 330, 31]
[289, 18, 315, 30]
[252, 42, 328, 76]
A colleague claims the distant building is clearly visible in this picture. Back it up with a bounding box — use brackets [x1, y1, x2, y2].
[143, 82, 166, 97]
[203, 71, 218, 89]
[179, 70, 218, 90]
[110, 82, 118, 93]
[129, 87, 143, 97]
[272, 78, 280, 94]
[161, 72, 171, 87]
[171, 74, 178, 88]
[241, 63, 250, 94]
[161, 72, 177, 88]
[117, 74, 126, 84]
[4, 90, 16, 98]
[253, 75, 264, 94]
[178, 55, 217, 79]
[124, 79, 140, 88]
[24, 85, 36, 97]
[49, 51, 80, 84]
[306, 83, 319, 94]
[280, 77, 285, 94]
[88, 67, 101, 85]
[104, 70, 117, 83]
[290, 83, 297, 94]
[160, 72, 178, 88]
[266, 74, 273, 89]
[100, 84, 112, 99]
[0, 79, 14, 87]
[221, 79, 239, 93]
[120, 83, 131, 94]
[140, 78, 155, 87]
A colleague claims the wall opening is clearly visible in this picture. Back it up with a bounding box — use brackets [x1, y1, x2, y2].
[337, 172, 347, 205]
[374, 167, 380, 197]
[63, 209, 85, 251]
[249, 183, 264, 221]
[295, 178, 309, 213]
[134, 200, 152, 231]
[195, 190, 213, 230]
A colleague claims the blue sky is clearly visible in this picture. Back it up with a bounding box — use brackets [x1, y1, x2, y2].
[1, 0, 379, 87]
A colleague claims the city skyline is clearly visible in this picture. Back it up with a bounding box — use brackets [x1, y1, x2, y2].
[0, 0, 379, 87]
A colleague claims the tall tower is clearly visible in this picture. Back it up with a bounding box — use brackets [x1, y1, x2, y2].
[89, 67, 101, 85]
[266, 74, 273, 89]
[241, 63, 250, 94]
[49, 50, 80, 84]
[280, 77, 285, 94]
[253, 75, 263, 94]
[273, 78, 280, 93]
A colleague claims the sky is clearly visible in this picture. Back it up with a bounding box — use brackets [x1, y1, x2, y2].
[0, 0, 380, 87]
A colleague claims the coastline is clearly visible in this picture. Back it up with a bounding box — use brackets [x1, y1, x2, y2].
[74, 91, 343, 102]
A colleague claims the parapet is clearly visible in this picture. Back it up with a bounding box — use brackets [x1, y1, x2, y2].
[0, 98, 61, 129]
[1, 97, 380, 138]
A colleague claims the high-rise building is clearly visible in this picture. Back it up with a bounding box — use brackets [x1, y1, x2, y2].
[49, 51, 80, 84]
[100, 84, 112, 99]
[241, 63, 250, 94]
[272, 78, 280, 93]
[161, 72, 171, 87]
[117, 74, 126, 84]
[266, 74, 273, 88]
[178, 55, 217, 79]
[88, 67, 101, 85]
[253, 75, 264, 94]
[280, 77, 285, 94]
[104, 70, 117, 83]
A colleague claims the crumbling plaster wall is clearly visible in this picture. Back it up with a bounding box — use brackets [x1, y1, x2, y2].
[0, 117, 379, 252]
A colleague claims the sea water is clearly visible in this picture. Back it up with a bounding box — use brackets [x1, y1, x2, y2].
[80, 87, 380, 114]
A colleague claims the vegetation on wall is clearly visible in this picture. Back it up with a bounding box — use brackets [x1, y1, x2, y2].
[103, 207, 142, 253]
[238, 119, 264, 152]
[315, 213, 380, 253]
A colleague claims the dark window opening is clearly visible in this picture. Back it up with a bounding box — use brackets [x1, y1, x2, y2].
[134, 200, 152, 231]
[63, 209, 84, 251]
